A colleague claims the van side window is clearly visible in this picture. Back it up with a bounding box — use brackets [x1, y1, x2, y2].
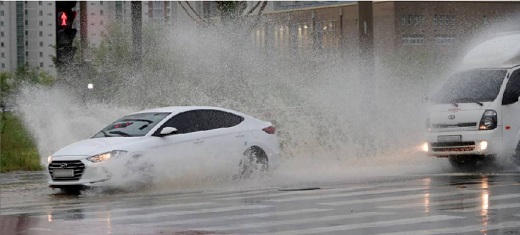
[503, 70, 520, 105]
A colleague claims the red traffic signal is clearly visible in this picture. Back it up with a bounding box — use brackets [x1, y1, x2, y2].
[57, 11, 76, 28]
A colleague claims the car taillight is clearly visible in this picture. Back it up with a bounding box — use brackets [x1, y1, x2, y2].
[262, 126, 276, 134]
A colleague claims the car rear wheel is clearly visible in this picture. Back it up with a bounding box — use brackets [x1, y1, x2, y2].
[239, 147, 269, 179]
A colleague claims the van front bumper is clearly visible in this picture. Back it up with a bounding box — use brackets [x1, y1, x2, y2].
[425, 129, 505, 157]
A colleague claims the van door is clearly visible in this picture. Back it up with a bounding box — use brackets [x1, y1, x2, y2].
[501, 68, 520, 155]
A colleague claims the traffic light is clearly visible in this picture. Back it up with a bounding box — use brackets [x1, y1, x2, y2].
[55, 1, 77, 66]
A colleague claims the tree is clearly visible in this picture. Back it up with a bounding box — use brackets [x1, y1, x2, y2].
[180, 1, 268, 28]
[0, 67, 55, 133]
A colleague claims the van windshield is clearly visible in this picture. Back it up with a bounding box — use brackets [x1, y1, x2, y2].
[432, 69, 507, 104]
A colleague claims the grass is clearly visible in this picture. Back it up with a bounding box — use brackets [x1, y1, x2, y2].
[0, 112, 42, 173]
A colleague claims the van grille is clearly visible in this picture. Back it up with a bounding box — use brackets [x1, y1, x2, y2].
[431, 141, 476, 152]
[432, 122, 477, 129]
[48, 160, 85, 181]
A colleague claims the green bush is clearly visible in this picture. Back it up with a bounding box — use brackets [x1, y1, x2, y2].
[0, 112, 42, 172]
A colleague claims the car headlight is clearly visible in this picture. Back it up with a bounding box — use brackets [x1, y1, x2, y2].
[87, 150, 127, 163]
[479, 110, 497, 130]
[47, 155, 52, 164]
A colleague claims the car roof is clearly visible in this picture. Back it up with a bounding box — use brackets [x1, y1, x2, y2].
[131, 106, 247, 117]
[461, 33, 520, 70]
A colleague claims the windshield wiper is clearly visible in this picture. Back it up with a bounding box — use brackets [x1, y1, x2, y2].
[453, 97, 484, 106]
[108, 130, 132, 137]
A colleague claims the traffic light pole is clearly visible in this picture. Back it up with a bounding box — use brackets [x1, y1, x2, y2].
[131, 1, 142, 72]
[80, 1, 88, 62]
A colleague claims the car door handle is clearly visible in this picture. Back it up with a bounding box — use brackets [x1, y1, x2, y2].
[235, 134, 245, 138]
[193, 139, 204, 144]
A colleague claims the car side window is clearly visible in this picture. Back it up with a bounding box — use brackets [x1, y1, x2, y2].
[200, 110, 244, 130]
[503, 70, 520, 105]
[157, 111, 202, 135]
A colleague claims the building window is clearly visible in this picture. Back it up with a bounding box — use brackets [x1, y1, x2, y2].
[100, 10, 104, 15]
[39, 41, 43, 47]
[40, 52, 43, 57]
[39, 31, 43, 37]
[1, 32, 3, 37]
[1, 42, 4, 47]
[100, 20, 104, 25]
[0, 11, 4, 16]
[433, 15, 455, 26]
[402, 35, 425, 45]
[1, 63, 4, 69]
[25, 51, 28, 57]
[100, 1, 103, 5]
[40, 62, 44, 67]
[39, 21, 43, 26]
[39, 10, 43, 16]
[1, 21, 3, 27]
[91, 12, 95, 16]
[39, 1, 42, 6]
[1, 52, 4, 58]
[25, 30, 28, 36]
[435, 35, 455, 45]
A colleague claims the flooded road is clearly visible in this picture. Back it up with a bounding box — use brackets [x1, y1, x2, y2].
[2, 168, 520, 234]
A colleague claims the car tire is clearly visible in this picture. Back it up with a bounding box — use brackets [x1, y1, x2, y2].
[239, 147, 269, 179]
[449, 157, 478, 171]
[513, 141, 520, 165]
[123, 154, 155, 189]
[58, 185, 83, 195]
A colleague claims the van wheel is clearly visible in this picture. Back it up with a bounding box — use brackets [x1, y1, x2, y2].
[449, 157, 478, 171]
[513, 142, 520, 165]
[239, 147, 268, 179]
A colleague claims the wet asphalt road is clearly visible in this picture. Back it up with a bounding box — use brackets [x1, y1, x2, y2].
[1, 170, 520, 235]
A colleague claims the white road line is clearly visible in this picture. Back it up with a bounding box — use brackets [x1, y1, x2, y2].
[77, 204, 272, 222]
[196, 211, 394, 231]
[216, 186, 376, 201]
[270, 187, 425, 202]
[252, 215, 464, 235]
[31, 202, 216, 218]
[445, 202, 520, 212]
[145, 208, 332, 227]
[320, 190, 479, 206]
[380, 193, 520, 209]
[375, 221, 520, 235]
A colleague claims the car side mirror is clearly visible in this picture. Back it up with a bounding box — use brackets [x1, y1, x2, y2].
[159, 127, 177, 136]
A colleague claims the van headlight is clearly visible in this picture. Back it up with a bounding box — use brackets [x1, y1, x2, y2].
[479, 110, 497, 130]
[87, 150, 127, 163]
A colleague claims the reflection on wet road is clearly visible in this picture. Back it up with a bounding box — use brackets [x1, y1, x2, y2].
[1, 171, 520, 234]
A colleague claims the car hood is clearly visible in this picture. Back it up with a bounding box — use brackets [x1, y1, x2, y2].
[428, 103, 491, 132]
[52, 137, 143, 157]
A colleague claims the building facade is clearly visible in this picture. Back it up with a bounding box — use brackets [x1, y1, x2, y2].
[0, 1, 173, 76]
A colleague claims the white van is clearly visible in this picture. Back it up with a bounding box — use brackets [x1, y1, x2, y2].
[423, 33, 520, 168]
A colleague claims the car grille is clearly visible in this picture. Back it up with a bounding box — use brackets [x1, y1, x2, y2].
[431, 141, 476, 152]
[432, 122, 477, 129]
[48, 160, 85, 181]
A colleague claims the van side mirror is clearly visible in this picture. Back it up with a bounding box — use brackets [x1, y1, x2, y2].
[159, 127, 178, 136]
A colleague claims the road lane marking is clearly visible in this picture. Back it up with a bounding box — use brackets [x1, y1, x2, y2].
[320, 190, 479, 206]
[216, 186, 376, 201]
[445, 202, 520, 212]
[380, 193, 520, 209]
[195, 211, 394, 231]
[375, 221, 520, 235]
[75, 204, 273, 222]
[251, 215, 464, 235]
[269, 187, 426, 202]
[145, 208, 332, 227]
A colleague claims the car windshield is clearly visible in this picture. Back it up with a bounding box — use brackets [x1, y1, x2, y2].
[432, 69, 507, 104]
[92, 112, 170, 138]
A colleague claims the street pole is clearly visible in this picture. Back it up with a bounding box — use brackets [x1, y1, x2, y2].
[358, 1, 376, 156]
[80, 1, 87, 62]
[131, 1, 142, 72]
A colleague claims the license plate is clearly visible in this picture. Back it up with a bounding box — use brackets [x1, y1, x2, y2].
[53, 169, 74, 178]
[438, 135, 462, 142]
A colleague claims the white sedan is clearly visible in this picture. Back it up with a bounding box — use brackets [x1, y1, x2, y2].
[47, 106, 280, 192]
